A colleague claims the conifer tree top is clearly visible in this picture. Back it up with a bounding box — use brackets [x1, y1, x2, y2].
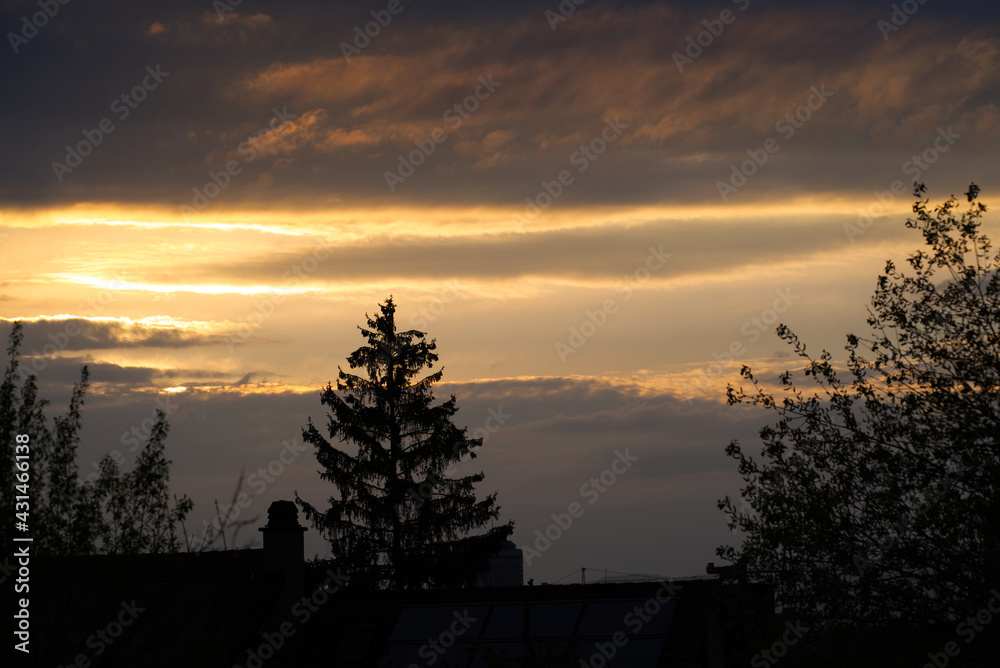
[296, 297, 513, 590]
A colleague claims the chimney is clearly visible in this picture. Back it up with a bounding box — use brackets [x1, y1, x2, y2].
[259, 500, 307, 601]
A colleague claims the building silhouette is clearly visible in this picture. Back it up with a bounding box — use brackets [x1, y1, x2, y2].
[474, 540, 524, 588]
[34, 500, 774, 667]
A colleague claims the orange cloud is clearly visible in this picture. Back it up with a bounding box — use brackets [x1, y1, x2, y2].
[221, 4, 998, 162]
[145, 11, 276, 45]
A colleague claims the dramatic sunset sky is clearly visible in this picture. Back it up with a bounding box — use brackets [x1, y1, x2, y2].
[4, 0, 1000, 582]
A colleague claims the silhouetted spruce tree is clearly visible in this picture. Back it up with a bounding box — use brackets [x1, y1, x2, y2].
[719, 184, 1000, 637]
[296, 297, 513, 590]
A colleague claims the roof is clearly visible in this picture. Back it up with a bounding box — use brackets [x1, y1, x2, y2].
[35, 550, 284, 667]
[33, 553, 772, 668]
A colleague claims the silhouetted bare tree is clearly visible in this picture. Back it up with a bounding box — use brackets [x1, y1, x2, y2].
[1, 321, 192, 556]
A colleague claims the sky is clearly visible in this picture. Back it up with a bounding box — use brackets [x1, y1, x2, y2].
[3, 0, 1000, 584]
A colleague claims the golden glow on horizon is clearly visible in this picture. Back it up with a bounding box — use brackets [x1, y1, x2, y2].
[95, 373, 742, 402]
[0, 195, 919, 240]
[155, 382, 319, 395]
[138, 365, 801, 403]
[83, 381, 321, 397]
[52, 217, 324, 238]
[0, 314, 231, 327]
[52, 274, 327, 296]
[30, 236, 910, 297]
[42, 272, 557, 299]
[2, 196, 973, 396]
